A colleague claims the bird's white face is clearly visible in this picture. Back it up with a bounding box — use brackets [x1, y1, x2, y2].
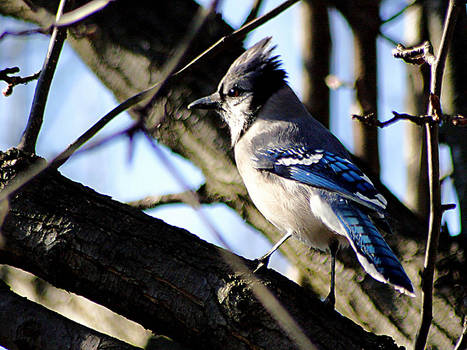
[215, 79, 257, 146]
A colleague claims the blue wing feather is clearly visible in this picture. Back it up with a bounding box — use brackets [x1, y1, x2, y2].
[331, 199, 414, 295]
[253, 146, 387, 212]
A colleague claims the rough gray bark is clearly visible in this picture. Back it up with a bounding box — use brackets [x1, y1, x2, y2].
[0, 148, 402, 350]
[0, 0, 464, 348]
[0, 280, 142, 350]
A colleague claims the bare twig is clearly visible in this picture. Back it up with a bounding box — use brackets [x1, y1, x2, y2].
[381, 0, 420, 24]
[353, 110, 466, 128]
[0, 67, 40, 96]
[242, 0, 264, 26]
[0, 27, 50, 41]
[353, 112, 432, 128]
[17, 0, 68, 153]
[411, 1, 463, 349]
[127, 184, 216, 209]
[173, 0, 300, 79]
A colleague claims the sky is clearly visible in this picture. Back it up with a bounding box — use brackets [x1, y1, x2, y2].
[0, 0, 461, 285]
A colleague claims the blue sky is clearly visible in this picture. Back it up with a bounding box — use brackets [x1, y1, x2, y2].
[0, 0, 461, 290]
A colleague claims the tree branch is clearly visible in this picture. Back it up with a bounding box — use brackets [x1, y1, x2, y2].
[0, 148, 402, 349]
[0, 280, 142, 350]
[17, 0, 68, 154]
[410, 1, 463, 349]
[0, 67, 40, 96]
[127, 184, 217, 210]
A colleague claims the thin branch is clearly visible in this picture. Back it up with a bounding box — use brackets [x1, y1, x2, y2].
[352, 112, 433, 127]
[412, 1, 463, 349]
[242, 0, 264, 27]
[0, 67, 40, 96]
[127, 184, 217, 210]
[0, 27, 50, 41]
[353, 110, 466, 128]
[17, 0, 68, 153]
[381, 0, 420, 24]
[173, 0, 300, 79]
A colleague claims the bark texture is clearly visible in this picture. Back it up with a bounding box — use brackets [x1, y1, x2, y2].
[0, 148, 402, 350]
[0, 0, 464, 349]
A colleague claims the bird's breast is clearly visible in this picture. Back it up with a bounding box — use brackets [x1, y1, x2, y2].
[234, 150, 348, 251]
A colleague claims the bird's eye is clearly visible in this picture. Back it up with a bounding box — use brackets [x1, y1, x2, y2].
[227, 87, 241, 97]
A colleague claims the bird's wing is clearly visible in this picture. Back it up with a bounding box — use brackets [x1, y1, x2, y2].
[252, 146, 387, 212]
[330, 198, 414, 296]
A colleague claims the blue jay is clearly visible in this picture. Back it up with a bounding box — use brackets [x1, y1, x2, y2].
[188, 37, 415, 306]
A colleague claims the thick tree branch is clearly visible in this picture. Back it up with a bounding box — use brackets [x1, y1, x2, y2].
[0, 280, 142, 350]
[0, 149, 401, 350]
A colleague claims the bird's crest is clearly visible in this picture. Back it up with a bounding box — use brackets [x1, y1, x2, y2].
[223, 37, 287, 101]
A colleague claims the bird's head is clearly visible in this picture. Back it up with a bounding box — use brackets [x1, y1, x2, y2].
[188, 37, 287, 146]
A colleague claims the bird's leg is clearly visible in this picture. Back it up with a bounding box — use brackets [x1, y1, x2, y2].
[254, 231, 293, 273]
[324, 240, 339, 309]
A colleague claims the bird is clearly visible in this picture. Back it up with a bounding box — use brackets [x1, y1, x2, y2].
[188, 37, 415, 307]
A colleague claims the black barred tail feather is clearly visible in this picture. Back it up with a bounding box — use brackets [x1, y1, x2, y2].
[332, 199, 415, 296]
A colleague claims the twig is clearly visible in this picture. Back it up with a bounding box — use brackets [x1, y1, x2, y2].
[242, 0, 264, 26]
[127, 184, 216, 209]
[381, 0, 420, 24]
[0, 27, 50, 41]
[173, 0, 300, 79]
[0, 67, 40, 96]
[411, 1, 463, 349]
[353, 112, 432, 127]
[17, 0, 68, 154]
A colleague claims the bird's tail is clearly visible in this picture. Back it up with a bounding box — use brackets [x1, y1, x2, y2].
[332, 200, 415, 296]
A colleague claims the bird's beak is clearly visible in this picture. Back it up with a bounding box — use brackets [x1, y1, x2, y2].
[188, 92, 221, 110]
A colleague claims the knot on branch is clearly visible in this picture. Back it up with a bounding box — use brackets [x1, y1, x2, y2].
[392, 41, 435, 65]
